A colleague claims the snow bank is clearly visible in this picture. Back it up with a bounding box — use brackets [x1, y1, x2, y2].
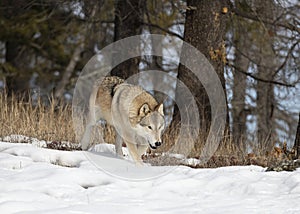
[1, 141, 300, 213]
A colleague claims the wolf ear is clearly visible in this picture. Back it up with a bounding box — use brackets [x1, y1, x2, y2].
[139, 103, 150, 116]
[157, 103, 164, 115]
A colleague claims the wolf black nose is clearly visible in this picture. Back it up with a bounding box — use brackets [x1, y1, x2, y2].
[155, 142, 161, 147]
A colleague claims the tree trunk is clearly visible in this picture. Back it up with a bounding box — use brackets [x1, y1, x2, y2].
[232, 47, 248, 146]
[294, 113, 300, 159]
[231, 2, 252, 147]
[147, 18, 165, 104]
[111, 0, 143, 79]
[54, 42, 84, 99]
[256, 71, 275, 151]
[54, 2, 102, 99]
[5, 41, 31, 95]
[170, 0, 229, 143]
[252, 0, 277, 152]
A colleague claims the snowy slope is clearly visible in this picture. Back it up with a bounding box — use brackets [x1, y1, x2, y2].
[1, 141, 300, 214]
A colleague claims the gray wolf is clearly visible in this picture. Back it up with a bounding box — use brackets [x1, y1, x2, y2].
[81, 76, 165, 165]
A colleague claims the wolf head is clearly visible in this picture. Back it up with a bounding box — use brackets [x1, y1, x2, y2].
[136, 103, 165, 149]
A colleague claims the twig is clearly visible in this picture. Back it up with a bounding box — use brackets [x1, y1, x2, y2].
[227, 63, 295, 87]
[141, 21, 184, 40]
[232, 8, 300, 35]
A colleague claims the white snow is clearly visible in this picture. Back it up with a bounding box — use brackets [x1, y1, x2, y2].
[1, 140, 300, 214]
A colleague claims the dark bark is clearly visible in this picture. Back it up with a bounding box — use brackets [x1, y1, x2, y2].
[294, 113, 300, 159]
[171, 0, 229, 138]
[231, 3, 251, 146]
[111, 0, 143, 79]
[231, 51, 248, 146]
[5, 41, 31, 95]
[253, 0, 277, 151]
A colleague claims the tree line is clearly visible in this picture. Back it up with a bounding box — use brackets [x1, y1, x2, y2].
[0, 0, 299, 155]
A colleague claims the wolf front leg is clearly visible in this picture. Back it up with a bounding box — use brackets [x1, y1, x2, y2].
[137, 144, 148, 158]
[125, 142, 144, 165]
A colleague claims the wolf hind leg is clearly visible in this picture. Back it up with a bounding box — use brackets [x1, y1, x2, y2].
[81, 124, 93, 150]
[115, 132, 123, 157]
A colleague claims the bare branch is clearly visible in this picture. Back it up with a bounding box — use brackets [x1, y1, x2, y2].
[273, 39, 300, 78]
[232, 8, 300, 35]
[141, 21, 184, 40]
[227, 63, 295, 87]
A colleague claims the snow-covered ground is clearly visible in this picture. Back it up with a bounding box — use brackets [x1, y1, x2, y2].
[1, 140, 300, 214]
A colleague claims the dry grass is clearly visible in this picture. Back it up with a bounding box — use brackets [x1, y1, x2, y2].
[150, 124, 296, 168]
[0, 91, 118, 147]
[0, 92, 76, 143]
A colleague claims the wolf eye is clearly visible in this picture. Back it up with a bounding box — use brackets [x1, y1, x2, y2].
[148, 126, 152, 130]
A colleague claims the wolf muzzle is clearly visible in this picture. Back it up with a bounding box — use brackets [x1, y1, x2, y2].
[149, 141, 162, 150]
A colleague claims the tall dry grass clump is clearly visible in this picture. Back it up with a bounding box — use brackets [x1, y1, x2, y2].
[0, 92, 76, 143]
